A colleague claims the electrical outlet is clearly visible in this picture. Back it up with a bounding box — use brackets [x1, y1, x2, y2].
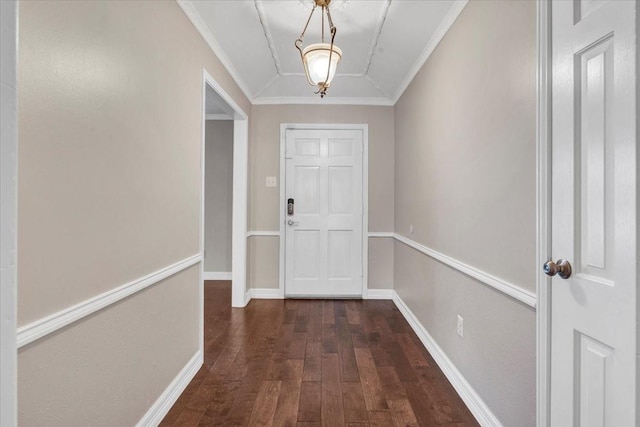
[457, 315, 464, 338]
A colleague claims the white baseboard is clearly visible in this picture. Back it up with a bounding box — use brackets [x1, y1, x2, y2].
[136, 350, 202, 427]
[365, 289, 394, 299]
[246, 288, 283, 300]
[391, 291, 502, 427]
[202, 271, 232, 281]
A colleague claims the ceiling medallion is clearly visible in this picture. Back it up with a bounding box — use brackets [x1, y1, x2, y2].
[294, 0, 342, 98]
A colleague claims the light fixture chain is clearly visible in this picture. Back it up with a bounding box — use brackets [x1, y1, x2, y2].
[297, 3, 317, 42]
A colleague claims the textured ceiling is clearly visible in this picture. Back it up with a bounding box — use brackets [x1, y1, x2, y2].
[179, 0, 467, 105]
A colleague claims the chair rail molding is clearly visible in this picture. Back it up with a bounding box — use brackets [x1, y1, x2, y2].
[393, 233, 536, 308]
[17, 254, 202, 348]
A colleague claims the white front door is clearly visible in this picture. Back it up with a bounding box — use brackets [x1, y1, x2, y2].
[550, 0, 637, 425]
[284, 128, 364, 297]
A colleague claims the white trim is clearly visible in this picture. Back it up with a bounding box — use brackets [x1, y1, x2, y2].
[202, 272, 232, 281]
[393, 234, 537, 308]
[535, 1, 551, 426]
[361, 125, 370, 299]
[246, 288, 284, 300]
[246, 230, 279, 238]
[231, 119, 249, 307]
[17, 255, 202, 348]
[279, 124, 369, 299]
[177, 0, 254, 102]
[253, 96, 394, 106]
[365, 289, 394, 300]
[392, 291, 502, 427]
[368, 232, 394, 238]
[201, 69, 249, 313]
[136, 350, 202, 427]
[392, 0, 469, 103]
[0, 1, 18, 424]
[205, 113, 233, 121]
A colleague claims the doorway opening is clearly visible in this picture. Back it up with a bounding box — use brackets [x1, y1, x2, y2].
[200, 69, 249, 352]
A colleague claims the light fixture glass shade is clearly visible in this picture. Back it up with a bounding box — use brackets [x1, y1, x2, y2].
[302, 43, 342, 87]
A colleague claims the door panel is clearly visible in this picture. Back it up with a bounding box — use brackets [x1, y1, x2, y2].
[550, 1, 636, 425]
[285, 128, 363, 297]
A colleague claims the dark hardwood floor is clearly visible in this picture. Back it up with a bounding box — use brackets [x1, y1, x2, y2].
[161, 281, 479, 426]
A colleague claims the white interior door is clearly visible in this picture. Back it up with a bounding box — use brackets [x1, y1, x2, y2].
[284, 128, 363, 297]
[550, 1, 637, 425]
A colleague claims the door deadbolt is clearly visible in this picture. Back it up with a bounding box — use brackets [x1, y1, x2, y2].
[543, 259, 572, 279]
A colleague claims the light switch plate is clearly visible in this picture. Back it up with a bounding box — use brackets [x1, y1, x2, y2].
[266, 176, 277, 187]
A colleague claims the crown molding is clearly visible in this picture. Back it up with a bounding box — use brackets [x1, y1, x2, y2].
[176, 0, 255, 102]
[392, 0, 469, 104]
[252, 96, 395, 106]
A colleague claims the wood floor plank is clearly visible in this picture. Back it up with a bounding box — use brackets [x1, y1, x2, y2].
[368, 411, 394, 426]
[336, 316, 360, 382]
[382, 340, 418, 382]
[171, 406, 205, 426]
[321, 354, 345, 426]
[388, 399, 419, 427]
[298, 381, 321, 422]
[418, 370, 479, 425]
[273, 323, 295, 354]
[307, 303, 323, 343]
[376, 365, 407, 400]
[273, 360, 304, 427]
[322, 300, 335, 324]
[396, 333, 429, 367]
[247, 380, 282, 427]
[404, 382, 439, 426]
[162, 282, 478, 426]
[349, 323, 369, 348]
[289, 332, 308, 359]
[303, 341, 322, 382]
[265, 352, 288, 380]
[341, 382, 369, 423]
[197, 380, 242, 425]
[294, 311, 310, 333]
[353, 347, 389, 411]
[345, 300, 362, 325]
[284, 308, 298, 324]
[334, 300, 347, 317]
[160, 366, 208, 425]
[321, 323, 338, 354]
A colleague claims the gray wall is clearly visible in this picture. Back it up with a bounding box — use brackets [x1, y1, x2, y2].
[204, 120, 233, 273]
[17, 1, 250, 424]
[393, 0, 537, 425]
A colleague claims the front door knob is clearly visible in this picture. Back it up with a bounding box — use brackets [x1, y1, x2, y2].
[543, 259, 572, 279]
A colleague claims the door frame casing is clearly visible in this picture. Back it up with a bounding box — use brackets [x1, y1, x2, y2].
[278, 123, 369, 299]
[201, 69, 249, 333]
[535, 0, 551, 426]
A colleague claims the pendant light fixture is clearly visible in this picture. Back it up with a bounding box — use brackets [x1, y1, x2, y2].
[295, 0, 342, 98]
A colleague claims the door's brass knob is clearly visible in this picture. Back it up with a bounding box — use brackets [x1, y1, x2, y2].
[543, 259, 572, 279]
